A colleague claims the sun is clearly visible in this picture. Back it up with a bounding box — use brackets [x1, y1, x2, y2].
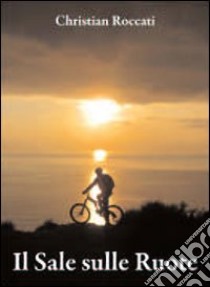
[79, 99, 121, 126]
[93, 149, 107, 162]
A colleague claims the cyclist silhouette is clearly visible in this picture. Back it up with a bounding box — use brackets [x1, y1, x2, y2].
[82, 167, 115, 223]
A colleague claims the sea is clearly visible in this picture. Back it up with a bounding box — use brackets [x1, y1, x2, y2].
[1, 153, 208, 231]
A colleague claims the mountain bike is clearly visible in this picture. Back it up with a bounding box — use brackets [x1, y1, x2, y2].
[69, 193, 124, 225]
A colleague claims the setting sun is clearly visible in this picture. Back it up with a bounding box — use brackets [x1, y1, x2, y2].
[93, 149, 107, 162]
[79, 99, 121, 126]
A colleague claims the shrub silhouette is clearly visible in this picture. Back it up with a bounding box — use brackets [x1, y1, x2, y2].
[1, 221, 15, 232]
[35, 220, 59, 233]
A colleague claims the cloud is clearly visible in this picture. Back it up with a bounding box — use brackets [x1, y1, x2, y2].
[2, 1, 209, 103]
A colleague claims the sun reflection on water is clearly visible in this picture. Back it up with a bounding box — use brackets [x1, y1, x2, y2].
[88, 175, 105, 226]
[87, 149, 108, 225]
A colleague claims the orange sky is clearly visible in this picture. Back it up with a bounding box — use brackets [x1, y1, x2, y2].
[2, 2, 208, 157]
[2, 96, 208, 156]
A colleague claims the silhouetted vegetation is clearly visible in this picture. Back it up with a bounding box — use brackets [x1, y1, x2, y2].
[35, 220, 59, 233]
[1, 221, 15, 233]
[1, 202, 209, 286]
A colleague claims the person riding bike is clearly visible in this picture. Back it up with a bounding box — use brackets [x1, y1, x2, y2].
[82, 167, 115, 223]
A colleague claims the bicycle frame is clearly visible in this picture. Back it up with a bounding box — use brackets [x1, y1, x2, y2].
[82, 193, 97, 211]
[82, 193, 108, 216]
[70, 193, 124, 225]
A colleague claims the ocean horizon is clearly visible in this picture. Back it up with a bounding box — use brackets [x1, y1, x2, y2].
[1, 153, 209, 231]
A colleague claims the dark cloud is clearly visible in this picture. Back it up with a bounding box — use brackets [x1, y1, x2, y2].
[2, 1, 209, 103]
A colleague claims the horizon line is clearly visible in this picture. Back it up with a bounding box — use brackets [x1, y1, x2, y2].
[2, 152, 208, 159]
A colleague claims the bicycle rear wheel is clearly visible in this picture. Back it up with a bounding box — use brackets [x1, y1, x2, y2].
[70, 203, 90, 224]
[107, 205, 124, 225]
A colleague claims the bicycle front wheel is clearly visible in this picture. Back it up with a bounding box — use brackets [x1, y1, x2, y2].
[108, 205, 124, 225]
[69, 203, 90, 224]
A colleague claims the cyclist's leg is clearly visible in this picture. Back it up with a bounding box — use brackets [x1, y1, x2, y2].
[97, 194, 103, 212]
[103, 196, 109, 225]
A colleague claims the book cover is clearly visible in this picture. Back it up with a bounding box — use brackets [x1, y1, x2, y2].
[1, 1, 209, 286]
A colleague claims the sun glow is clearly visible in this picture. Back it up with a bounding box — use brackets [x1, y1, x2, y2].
[79, 99, 121, 126]
[93, 149, 107, 162]
[89, 173, 105, 226]
[88, 150, 107, 225]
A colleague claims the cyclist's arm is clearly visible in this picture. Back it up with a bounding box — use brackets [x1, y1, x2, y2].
[82, 179, 97, 194]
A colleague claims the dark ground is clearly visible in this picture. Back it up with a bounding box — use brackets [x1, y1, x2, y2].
[1, 202, 209, 286]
